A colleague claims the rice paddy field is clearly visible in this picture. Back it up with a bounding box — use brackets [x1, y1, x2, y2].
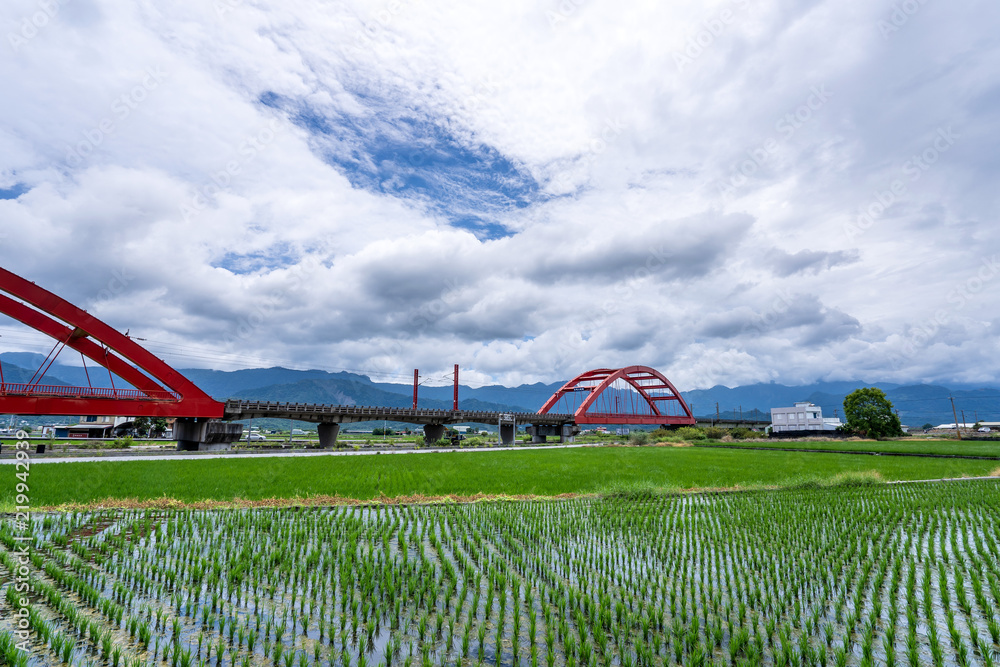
[697, 440, 1000, 459]
[7, 446, 1000, 509]
[3, 479, 1000, 667]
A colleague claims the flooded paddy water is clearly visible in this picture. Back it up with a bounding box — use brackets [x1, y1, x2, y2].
[2, 480, 1000, 666]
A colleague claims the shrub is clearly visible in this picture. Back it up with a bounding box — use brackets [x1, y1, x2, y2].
[463, 437, 484, 448]
[627, 431, 649, 446]
[703, 427, 725, 440]
[674, 427, 706, 441]
[412, 436, 424, 447]
[435, 439, 452, 447]
[113, 436, 133, 448]
[728, 427, 764, 440]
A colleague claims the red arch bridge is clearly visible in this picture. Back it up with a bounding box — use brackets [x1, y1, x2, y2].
[0, 268, 702, 450]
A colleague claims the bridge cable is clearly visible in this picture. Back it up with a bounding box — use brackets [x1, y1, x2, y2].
[103, 346, 118, 399]
[81, 352, 93, 390]
[26, 337, 61, 386]
[28, 333, 72, 388]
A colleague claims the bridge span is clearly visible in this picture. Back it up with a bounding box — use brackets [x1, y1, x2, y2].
[224, 401, 578, 448]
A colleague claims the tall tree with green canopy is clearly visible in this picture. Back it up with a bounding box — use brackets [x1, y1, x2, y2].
[843, 387, 904, 439]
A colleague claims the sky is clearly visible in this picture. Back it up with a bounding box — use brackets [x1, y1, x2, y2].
[0, 0, 998, 391]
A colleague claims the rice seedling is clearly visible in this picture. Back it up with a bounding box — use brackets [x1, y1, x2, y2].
[4, 481, 1000, 667]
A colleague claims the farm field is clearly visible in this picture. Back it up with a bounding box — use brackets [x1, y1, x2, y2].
[695, 439, 1000, 459]
[3, 480, 1000, 666]
[5, 446, 1000, 509]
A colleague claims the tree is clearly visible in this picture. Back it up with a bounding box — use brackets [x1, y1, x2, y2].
[150, 418, 169, 437]
[133, 416, 150, 437]
[921, 423, 934, 431]
[843, 388, 903, 440]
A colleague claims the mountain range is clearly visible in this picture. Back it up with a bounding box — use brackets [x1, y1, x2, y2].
[1, 352, 997, 428]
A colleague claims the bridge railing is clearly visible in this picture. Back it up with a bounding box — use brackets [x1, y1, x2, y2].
[0, 383, 180, 401]
[224, 400, 573, 422]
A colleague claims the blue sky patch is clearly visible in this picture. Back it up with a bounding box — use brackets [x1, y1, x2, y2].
[259, 90, 543, 238]
[215, 244, 297, 274]
[0, 183, 29, 200]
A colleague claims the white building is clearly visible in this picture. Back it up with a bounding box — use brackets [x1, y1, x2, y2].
[771, 402, 841, 432]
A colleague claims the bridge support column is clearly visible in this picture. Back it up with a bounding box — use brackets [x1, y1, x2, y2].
[499, 423, 516, 446]
[561, 423, 579, 443]
[527, 423, 579, 444]
[423, 424, 445, 445]
[318, 422, 341, 449]
[527, 424, 548, 444]
[174, 418, 242, 452]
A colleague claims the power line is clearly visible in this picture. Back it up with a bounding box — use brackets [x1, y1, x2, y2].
[888, 395, 1000, 404]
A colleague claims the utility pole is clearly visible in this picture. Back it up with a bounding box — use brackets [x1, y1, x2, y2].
[453, 364, 459, 411]
[961, 410, 967, 429]
[716, 402, 720, 425]
[412, 369, 419, 410]
[950, 396, 962, 440]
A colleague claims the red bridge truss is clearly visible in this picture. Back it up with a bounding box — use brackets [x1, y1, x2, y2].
[538, 365, 696, 426]
[0, 267, 223, 418]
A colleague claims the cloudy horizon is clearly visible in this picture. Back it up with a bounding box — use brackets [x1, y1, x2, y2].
[1, 0, 998, 391]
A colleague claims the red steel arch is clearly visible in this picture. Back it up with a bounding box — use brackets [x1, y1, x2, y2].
[0, 267, 223, 418]
[538, 365, 696, 426]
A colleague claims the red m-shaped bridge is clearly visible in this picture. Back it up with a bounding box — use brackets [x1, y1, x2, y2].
[538, 366, 695, 426]
[0, 268, 696, 448]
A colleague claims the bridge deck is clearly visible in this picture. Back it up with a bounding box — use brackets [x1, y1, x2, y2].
[223, 400, 575, 426]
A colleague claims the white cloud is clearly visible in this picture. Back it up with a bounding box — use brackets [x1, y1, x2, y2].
[1, 0, 999, 392]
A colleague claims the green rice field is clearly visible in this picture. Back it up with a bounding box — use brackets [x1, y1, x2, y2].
[3, 479, 1000, 666]
[695, 439, 1000, 459]
[6, 446, 1000, 509]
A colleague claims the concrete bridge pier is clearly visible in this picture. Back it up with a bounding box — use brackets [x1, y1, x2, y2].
[527, 423, 579, 444]
[318, 422, 341, 448]
[423, 424, 445, 445]
[174, 418, 243, 451]
[499, 422, 516, 446]
[527, 424, 550, 444]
